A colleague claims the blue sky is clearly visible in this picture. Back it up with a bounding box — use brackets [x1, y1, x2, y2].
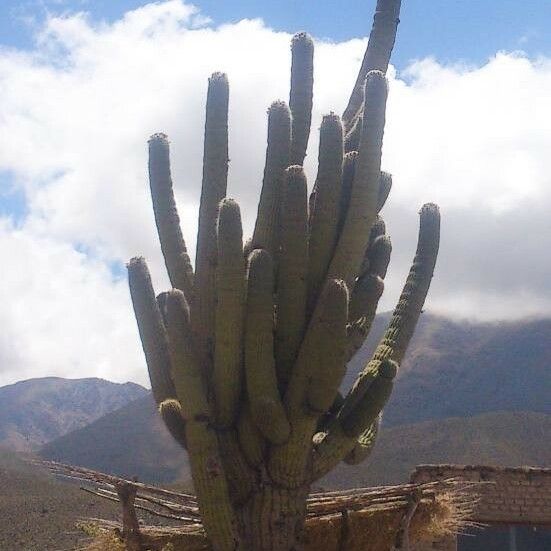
[1, 0, 550, 69]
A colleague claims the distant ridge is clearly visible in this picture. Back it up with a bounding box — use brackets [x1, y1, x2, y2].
[0, 376, 147, 451]
[39, 314, 551, 486]
[347, 313, 551, 426]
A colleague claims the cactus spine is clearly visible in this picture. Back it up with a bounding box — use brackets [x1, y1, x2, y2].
[128, 1, 439, 549]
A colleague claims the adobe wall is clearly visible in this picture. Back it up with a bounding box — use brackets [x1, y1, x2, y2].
[411, 464, 551, 525]
[410, 464, 551, 551]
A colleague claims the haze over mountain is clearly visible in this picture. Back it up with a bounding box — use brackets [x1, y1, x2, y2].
[0, 377, 147, 451]
[39, 313, 551, 487]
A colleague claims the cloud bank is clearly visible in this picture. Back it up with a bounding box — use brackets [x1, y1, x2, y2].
[1, 1, 551, 385]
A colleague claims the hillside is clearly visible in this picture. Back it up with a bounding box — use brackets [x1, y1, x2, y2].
[41, 403, 551, 488]
[0, 377, 147, 451]
[37, 313, 551, 485]
[0, 450, 119, 550]
[321, 411, 551, 489]
[40, 394, 191, 483]
[347, 314, 551, 426]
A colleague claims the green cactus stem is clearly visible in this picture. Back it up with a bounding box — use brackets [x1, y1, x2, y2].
[159, 399, 188, 450]
[244, 249, 290, 444]
[252, 101, 291, 258]
[147, 135, 194, 298]
[193, 72, 230, 380]
[328, 71, 388, 289]
[270, 280, 348, 488]
[289, 32, 314, 166]
[213, 198, 245, 428]
[165, 290, 238, 550]
[275, 166, 309, 388]
[307, 113, 344, 313]
[127, 257, 175, 405]
[377, 171, 393, 212]
[340, 203, 441, 421]
[343, 0, 402, 128]
[343, 416, 381, 465]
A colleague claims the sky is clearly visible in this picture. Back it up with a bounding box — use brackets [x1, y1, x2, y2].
[1, 0, 551, 386]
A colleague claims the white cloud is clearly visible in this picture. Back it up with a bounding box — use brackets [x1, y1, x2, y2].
[0, 1, 551, 385]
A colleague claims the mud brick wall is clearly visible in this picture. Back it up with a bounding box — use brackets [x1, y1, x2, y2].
[411, 464, 551, 525]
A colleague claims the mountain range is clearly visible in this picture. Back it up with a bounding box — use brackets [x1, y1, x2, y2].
[0, 377, 147, 452]
[33, 312, 551, 487]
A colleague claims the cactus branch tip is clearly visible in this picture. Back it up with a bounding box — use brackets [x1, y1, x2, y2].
[148, 133, 169, 145]
[291, 31, 314, 48]
[209, 71, 229, 84]
[127, 256, 146, 269]
[365, 69, 389, 93]
[268, 99, 291, 116]
[420, 202, 440, 216]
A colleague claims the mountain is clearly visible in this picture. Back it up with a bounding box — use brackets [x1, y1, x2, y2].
[40, 405, 551, 488]
[0, 377, 147, 451]
[321, 411, 551, 489]
[39, 314, 551, 485]
[347, 313, 551, 426]
[40, 393, 190, 483]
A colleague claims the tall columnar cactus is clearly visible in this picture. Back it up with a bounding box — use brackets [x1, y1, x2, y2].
[127, 1, 440, 549]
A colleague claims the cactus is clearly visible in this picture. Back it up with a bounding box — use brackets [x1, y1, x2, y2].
[127, 1, 440, 549]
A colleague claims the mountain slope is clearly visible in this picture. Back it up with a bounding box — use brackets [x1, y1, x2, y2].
[39, 314, 551, 485]
[321, 411, 551, 489]
[40, 393, 190, 483]
[0, 377, 147, 451]
[347, 314, 551, 426]
[40, 404, 551, 488]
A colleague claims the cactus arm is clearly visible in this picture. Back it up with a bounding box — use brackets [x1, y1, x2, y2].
[275, 166, 309, 388]
[346, 274, 385, 361]
[165, 290, 238, 551]
[328, 71, 388, 290]
[127, 257, 176, 404]
[147, 135, 194, 298]
[311, 360, 396, 480]
[343, 0, 402, 128]
[159, 399, 188, 450]
[312, 205, 440, 479]
[244, 249, 290, 444]
[340, 203, 441, 419]
[306, 114, 344, 313]
[217, 430, 255, 505]
[252, 101, 291, 258]
[377, 171, 392, 212]
[165, 290, 208, 419]
[346, 232, 392, 360]
[193, 72, 230, 379]
[289, 32, 314, 166]
[339, 359, 397, 436]
[184, 424, 239, 551]
[343, 415, 380, 466]
[213, 199, 245, 428]
[238, 405, 267, 468]
[270, 279, 348, 488]
[337, 151, 358, 236]
[344, 115, 362, 153]
[285, 279, 349, 415]
[367, 234, 392, 279]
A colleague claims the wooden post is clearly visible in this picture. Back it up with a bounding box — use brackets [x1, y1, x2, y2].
[393, 489, 421, 550]
[115, 481, 142, 551]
